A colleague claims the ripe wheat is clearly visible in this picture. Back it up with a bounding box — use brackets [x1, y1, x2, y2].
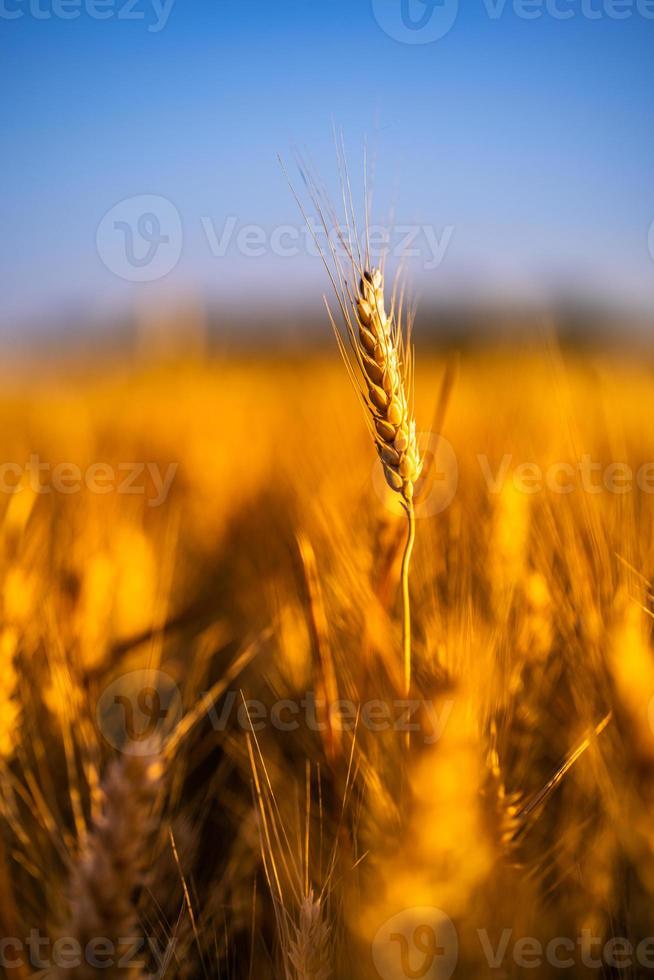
[287, 891, 331, 980]
[328, 261, 421, 697]
[56, 743, 164, 980]
[353, 267, 421, 504]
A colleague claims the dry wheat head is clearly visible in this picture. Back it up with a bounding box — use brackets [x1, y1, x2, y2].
[353, 267, 421, 504]
[56, 741, 164, 980]
[287, 891, 331, 980]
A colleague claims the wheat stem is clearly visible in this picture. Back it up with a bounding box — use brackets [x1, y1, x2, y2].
[349, 268, 421, 701]
[401, 498, 416, 699]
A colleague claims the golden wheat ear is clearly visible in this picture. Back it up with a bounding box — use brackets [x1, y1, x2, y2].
[345, 265, 420, 701]
[353, 267, 422, 502]
[285, 148, 421, 702]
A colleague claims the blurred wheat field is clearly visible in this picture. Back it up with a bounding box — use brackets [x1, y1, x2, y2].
[1, 343, 654, 979]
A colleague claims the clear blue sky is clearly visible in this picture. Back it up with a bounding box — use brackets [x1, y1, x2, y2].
[1, 0, 653, 328]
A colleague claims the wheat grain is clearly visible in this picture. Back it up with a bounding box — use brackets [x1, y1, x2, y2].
[285, 153, 423, 695]
[353, 267, 421, 504]
[331, 263, 421, 697]
[55, 742, 164, 980]
[287, 891, 331, 980]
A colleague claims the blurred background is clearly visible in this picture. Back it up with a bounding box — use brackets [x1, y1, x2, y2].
[2, 0, 653, 352]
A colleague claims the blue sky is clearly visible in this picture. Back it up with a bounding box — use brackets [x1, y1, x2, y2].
[1, 0, 653, 328]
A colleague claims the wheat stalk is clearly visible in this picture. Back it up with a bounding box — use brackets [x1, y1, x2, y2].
[280, 145, 422, 695]
[284, 151, 422, 697]
[349, 266, 421, 696]
[321, 260, 421, 698]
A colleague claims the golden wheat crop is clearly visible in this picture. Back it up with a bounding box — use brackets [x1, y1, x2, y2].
[0, 342, 653, 978]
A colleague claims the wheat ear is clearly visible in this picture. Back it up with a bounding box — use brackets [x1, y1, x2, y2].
[56, 743, 164, 980]
[287, 890, 331, 980]
[342, 267, 421, 696]
[283, 155, 421, 696]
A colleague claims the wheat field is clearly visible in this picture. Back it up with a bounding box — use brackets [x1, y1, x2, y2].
[1, 340, 654, 979]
